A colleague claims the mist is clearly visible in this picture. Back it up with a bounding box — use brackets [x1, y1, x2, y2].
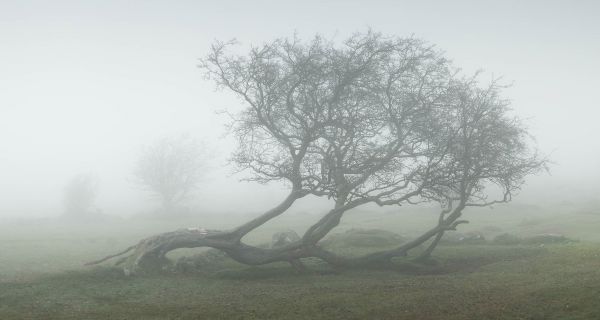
[1, 0, 598, 220]
[1, 1, 600, 319]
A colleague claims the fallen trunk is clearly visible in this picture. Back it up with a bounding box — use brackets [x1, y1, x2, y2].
[86, 214, 467, 275]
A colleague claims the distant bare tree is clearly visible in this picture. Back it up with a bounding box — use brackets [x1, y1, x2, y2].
[89, 31, 546, 274]
[134, 135, 205, 214]
[63, 173, 98, 218]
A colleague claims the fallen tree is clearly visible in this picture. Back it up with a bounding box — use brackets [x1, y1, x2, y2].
[88, 31, 545, 275]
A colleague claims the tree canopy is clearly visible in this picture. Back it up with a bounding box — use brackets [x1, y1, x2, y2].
[134, 135, 206, 214]
[201, 31, 544, 243]
[63, 173, 98, 218]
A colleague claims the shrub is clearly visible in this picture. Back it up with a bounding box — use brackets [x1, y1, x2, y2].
[322, 229, 405, 248]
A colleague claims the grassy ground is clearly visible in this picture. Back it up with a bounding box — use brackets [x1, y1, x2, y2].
[1, 208, 600, 319]
[2, 244, 600, 319]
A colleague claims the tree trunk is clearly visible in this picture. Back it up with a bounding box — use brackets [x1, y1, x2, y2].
[415, 231, 444, 262]
[86, 202, 468, 275]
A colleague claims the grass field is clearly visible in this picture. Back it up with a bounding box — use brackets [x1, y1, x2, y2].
[1, 207, 600, 319]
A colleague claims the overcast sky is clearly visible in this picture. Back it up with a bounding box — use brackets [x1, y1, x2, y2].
[1, 0, 599, 218]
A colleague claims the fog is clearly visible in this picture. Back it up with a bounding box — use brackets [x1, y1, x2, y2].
[1, 0, 599, 220]
[3, 2, 600, 319]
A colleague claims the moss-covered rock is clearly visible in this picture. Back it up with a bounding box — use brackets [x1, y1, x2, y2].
[174, 249, 229, 273]
[271, 230, 301, 248]
[321, 229, 405, 248]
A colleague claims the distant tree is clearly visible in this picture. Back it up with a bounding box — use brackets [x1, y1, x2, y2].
[63, 173, 98, 218]
[134, 135, 206, 214]
[90, 31, 546, 274]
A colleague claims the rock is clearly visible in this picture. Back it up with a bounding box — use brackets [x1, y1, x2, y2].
[174, 249, 229, 273]
[441, 231, 486, 245]
[493, 233, 522, 245]
[271, 230, 301, 248]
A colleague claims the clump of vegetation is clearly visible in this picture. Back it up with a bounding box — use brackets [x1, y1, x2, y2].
[493, 233, 575, 245]
[492, 233, 523, 245]
[523, 234, 575, 245]
[322, 229, 405, 248]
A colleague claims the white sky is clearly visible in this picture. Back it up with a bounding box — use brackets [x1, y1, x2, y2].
[1, 0, 599, 217]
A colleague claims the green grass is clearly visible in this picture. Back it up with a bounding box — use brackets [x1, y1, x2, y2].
[1, 209, 600, 319]
[1, 244, 600, 319]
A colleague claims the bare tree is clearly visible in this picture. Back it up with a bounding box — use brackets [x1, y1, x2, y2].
[63, 173, 98, 218]
[88, 31, 546, 274]
[134, 135, 205, 214]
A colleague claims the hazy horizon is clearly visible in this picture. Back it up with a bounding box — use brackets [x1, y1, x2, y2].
[1, 0, 599, 219]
